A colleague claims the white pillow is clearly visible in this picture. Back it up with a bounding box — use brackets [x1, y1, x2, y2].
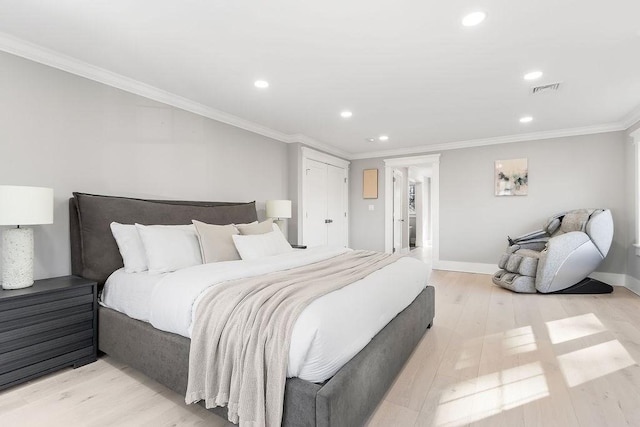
[110, 222, 148, 273]
[135, 224, 203, 274]
[232, 228, 293, 261]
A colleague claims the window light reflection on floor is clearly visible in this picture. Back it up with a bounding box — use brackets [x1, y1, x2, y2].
[502, 325, 537, 355]
[455, 326, 537, 371]
[545, 313, 607, 344]
[454, 345, 482, 370]
[435, 362, 549, 426]
[557, 339, 636, 387]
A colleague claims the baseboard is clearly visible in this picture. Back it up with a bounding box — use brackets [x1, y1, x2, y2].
[624, 275, 640, 296]
[588, 272, 626, 287]
[433, 261, 635, 293]
[432, 260, 497, 275]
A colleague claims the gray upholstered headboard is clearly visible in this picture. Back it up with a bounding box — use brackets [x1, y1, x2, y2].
[69, 192, 258, 286]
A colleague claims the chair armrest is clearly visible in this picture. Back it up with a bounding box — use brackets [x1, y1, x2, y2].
[507, 239, 548, 254]
[508, 229, 549, 246]
[516, 241, 548, 252]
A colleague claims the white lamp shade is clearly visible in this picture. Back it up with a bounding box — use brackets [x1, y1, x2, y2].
[0, 185, 54, 226]
[266, 199, 291, 219]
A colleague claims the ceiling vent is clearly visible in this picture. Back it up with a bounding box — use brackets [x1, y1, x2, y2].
[531, 82, 561, 94]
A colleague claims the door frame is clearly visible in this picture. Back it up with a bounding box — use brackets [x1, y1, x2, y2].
[392, 168, 405, 253]
[300, 147, 350, 246]
[384, 154, 440, 262]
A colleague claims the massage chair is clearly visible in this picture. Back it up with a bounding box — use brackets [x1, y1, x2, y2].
[493, 209, 614, 294]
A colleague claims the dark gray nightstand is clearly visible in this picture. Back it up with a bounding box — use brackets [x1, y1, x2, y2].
[0, 275, 97, 391]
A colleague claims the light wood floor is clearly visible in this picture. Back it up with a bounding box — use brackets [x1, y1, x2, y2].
[1, 270, 639, 426]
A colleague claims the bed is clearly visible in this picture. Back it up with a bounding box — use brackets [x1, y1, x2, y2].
[69, 192, 435, 426]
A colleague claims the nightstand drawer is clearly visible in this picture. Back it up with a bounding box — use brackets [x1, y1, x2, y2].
[0, 292, 93, 323]
[0, 304, 94, 334]
[0, 347, 95, 390]
[0, 285, 91, 310]
[0, 311, 93, 342]
[2, 319, 94, 353]
[0, 330, 94, 373]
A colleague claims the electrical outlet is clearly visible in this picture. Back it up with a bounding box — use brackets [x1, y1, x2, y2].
[368, 205, 375, 211]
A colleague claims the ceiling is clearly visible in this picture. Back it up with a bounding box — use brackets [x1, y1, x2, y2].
[1, 0, 639, 159]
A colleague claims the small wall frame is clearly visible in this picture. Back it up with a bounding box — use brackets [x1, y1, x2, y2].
[495, 158, 528, 196]
[363, 169, 378, 199]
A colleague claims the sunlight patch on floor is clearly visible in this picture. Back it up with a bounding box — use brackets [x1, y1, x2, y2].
[557, 340, 636, 387]
[455, 326, 537, 371]
[545, 313, 607, 344]
[435, 362, 549, 426]
[454, 346, 481, 370]
[502, 325, 538, 355]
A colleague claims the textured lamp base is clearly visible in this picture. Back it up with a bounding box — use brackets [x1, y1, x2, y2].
[1, 227, 34, 289]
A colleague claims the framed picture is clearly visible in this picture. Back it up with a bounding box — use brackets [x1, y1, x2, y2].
[363, 169, 378, 199]
[495, 158, 528, 196]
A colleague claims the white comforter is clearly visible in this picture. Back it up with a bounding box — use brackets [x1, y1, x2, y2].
[101, 246, 429, 382]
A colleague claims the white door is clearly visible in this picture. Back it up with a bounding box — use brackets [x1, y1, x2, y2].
[327, 164, 347, 247]
[302, 159, 348, 248]
[303, 159, 328, 247]
[393, 169, 404, 253]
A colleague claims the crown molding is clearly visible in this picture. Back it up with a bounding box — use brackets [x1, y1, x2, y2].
[622, 104, 640, 130]
[349, 122, 626, 160]
[287, 134, 351, 159]
[1, 32, 637, 162]
[0, 33, 284, 140]
[301, 147, 350, 168]
[383, 154, 440, 167]
[0, 32, 354, 159]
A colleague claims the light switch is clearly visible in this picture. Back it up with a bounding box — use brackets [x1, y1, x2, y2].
[368, 205, 375, 211]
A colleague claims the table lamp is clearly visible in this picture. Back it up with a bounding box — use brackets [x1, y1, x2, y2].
[0, 185, 54, 289]
[266, 199, 291, 235]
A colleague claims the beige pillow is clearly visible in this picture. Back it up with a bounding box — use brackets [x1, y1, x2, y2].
[192, 220, 241, 263]
[236, 218, 274, 235]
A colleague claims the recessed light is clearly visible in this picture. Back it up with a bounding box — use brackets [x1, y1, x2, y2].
[366, 138, 375, 142]
[524, 71, 543, 81]
[462, 11, 486, 27]
[379, 135, 389, 141]
[520, 116, 533, 123]
[254, 80, 269, 89]
[340, 111, 353, 118]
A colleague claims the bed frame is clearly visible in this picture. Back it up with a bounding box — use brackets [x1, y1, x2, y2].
[69, 193, 435, 426]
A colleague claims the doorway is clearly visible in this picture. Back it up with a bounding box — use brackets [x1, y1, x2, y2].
[384, 154, 440, 264]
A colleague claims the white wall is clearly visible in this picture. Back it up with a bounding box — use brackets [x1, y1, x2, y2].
[438, 132, 627, 273]
[350, 131, 628, 274]
[626, 120, 640, 280]
[0, 52, 288, 281]
[287, 143, 303, 244]
[349, 159, 386, 251]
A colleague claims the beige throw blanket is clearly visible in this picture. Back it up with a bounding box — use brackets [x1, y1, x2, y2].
[185, 250, 401, 426]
